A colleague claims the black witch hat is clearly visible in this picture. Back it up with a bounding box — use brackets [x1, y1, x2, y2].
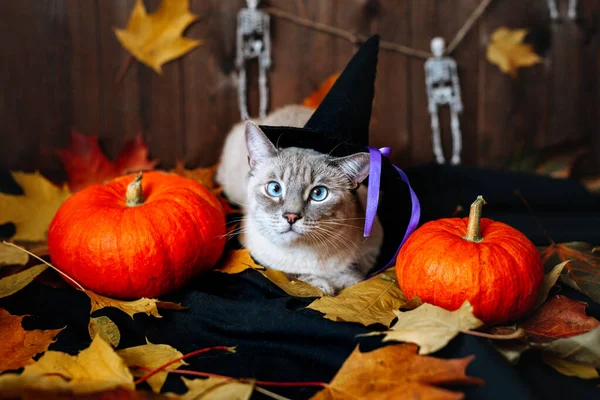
[260, 35, 420, 273]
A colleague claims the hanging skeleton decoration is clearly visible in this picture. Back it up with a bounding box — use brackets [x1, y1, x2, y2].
[547, 0, 578, 20]
[425, 37, 463, 165]
[236, 0, 271, 120]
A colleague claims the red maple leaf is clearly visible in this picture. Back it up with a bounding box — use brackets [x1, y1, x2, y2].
[56, 131, 158, 192]
[520, 295, 600, 343]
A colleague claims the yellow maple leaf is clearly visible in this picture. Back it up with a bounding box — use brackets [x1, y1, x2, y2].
[178, 377, 255, 400]
[0, 335, 134, 395]
[117, 340, 186, 393]
[364, 302, 483, 355]
[87, 290, 183, 319]
[0, 172, 71, 242]
[216, 249, 323, 297]
[307, 268, 416, 327]
[114, 0, 202, 74]
[486, 27, 542, 78]
[171, 161, 218, 191]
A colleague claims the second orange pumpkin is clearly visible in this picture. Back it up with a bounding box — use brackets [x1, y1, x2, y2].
[396, 196, 544, 325]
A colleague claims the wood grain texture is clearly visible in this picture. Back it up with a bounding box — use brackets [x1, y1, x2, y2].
[97, 0, 142, 159]
[0, 0, 597, 176]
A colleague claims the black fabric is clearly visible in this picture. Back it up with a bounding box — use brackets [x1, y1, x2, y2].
[1, 164, 599, 400]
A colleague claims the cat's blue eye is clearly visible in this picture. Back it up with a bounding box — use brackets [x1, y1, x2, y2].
[310, 186, 328, 201]
[266, 181, 283, 197]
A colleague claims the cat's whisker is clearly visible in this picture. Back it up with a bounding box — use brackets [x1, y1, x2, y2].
[313, 226, 359, 261]
[323, 217, 366, 221]
[310, 228, 347, 262]
[318, 221, 364, 231]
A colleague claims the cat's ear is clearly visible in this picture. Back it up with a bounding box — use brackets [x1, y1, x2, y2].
[332, 152, 370, 185]
[245, 121, 277, 168]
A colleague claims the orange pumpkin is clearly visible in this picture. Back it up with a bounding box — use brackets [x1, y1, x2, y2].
[396, 196, 544, 325]
[48, 171, 226, 299]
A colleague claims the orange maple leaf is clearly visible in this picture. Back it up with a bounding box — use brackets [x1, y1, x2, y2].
[311, 343, 483, 400]
[0, 308, 63, 373]
[170, 162, 240, 217]
[56, 131, 158, 192]
[302, 72, 341, 109]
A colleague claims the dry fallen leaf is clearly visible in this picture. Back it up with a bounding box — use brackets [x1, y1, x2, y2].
[0, 335, 133, 395]
[307, 268, 411, 327]
[582, 176, 600, 194]
[0, 172, 71, 241]
[542, 326, 600, 367]
[216, 249, 323, 297]
[261, 269, 324, 298]
[520, 295, 600, 343]
[302, 72, 341, 109]
[535, 147, 587, 179]
[170, 163, 239, 217]
[365, 302, 483, 355]
[88, 316, 121, 348]
[87, 291, 182, 319]
[171, 162, 218, 191]
[215, 249, 265, 275]
[0, 264, 48, 299]
[486, 27, 542, 77]
[540, 242, 600, 304]
[0, 308, 63, 373]
[541, 353, 599, 380]
[0, 244, 29, 267]
[311, 343, 484, 400]
[178, 377, 254, 400]
[0, 388, 173, 399]
[532, 260, 569, 310]
[117, 341, 186, 394]
[114, 0, 202, 74]
[56, 131, 158, 193]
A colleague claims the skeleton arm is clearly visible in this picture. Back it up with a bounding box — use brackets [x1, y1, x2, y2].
[450, 60, 463, 114]
[236, 11, 245, 68]
[424, 61, 436, 114]
[261, 13, 271, 69]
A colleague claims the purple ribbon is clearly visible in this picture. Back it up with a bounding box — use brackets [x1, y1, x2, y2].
[364, 147, 421, 276]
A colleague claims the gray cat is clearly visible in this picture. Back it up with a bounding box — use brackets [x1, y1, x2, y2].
[217, 107, 383, 295]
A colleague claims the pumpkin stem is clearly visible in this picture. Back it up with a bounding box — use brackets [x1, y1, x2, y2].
[126, 172, 145, 206]
[464, 195, 486, 242]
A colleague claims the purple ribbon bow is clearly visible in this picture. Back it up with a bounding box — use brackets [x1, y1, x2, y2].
[363, 147, 421, 276]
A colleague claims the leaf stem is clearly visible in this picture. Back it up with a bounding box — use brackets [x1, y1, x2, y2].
[138, 367, 328, 388]
[134, 346, 236, 385]
[461, 328, 525, 340]
[114, 54, 134, 86]
[514, 190, 556, 246]
[2, 241, 86, 291]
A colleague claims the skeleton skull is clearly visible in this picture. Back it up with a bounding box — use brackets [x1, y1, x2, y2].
[430, 37, 445, 58]
[246, 0, 260, 9]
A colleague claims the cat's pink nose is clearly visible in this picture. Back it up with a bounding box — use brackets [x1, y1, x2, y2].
[283, 213, 301, 225]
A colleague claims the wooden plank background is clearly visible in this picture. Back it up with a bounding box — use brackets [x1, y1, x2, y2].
[1, 0, 598, 178]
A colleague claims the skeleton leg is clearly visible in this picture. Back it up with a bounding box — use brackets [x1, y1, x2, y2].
[258, 64, 268, 119]
[547, 0, 559, 20]
[238, 65, 249, 120]
[568, 0, 578, 20]
[430, 109, 445, 164]
[450, 109, 462, 165]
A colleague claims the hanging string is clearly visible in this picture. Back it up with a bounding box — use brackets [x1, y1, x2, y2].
[265, 0, 494, 59]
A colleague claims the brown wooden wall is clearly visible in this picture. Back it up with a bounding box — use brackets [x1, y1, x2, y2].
[1, 0, 598, 178]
